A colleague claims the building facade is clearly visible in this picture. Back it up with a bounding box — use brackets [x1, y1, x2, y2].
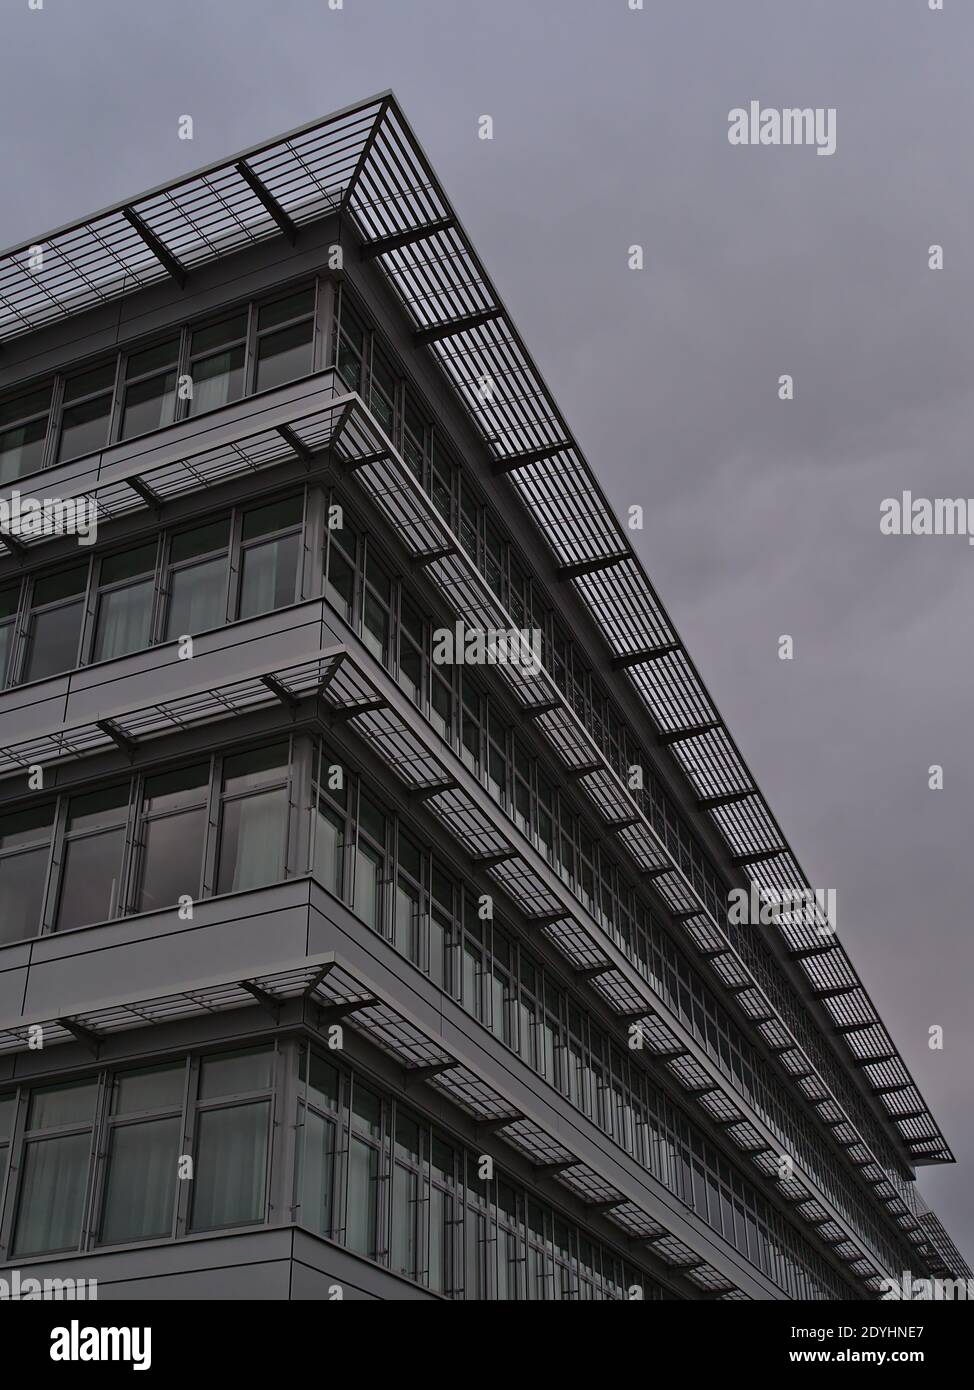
[0, 93, 967, 1301]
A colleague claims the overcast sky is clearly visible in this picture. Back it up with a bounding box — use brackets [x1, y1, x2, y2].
[1, 0, 971, 1266]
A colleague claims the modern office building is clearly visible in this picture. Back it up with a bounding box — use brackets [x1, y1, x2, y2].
[0, 92, 967, 1302]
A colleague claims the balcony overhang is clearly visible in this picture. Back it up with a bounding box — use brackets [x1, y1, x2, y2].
[0, 948, 749, 1300]
[0, 635, 917, 1293]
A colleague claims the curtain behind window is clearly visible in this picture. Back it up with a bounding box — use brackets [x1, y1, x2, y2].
[13, 1133, 90, 1255]
[191, 1102, 269, 1230]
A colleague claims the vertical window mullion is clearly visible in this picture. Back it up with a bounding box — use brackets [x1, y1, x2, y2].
[173, 1055, 200, 1239]
[106, 352, 125, 445]
[40, 375, 65, 472]
[39, 795, 69, 933]
[226, 506, 243, 623]
[200, 754, 221, 899]
[0, 1088, 29, 1259]
[174, 325, 191, 422]
[81, 1070, 112, 1250]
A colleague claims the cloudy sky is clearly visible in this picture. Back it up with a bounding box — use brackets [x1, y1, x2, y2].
[2, 0, 971, 1264]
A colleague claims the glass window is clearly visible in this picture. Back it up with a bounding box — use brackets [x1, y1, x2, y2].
[313, 800, 345, 896]
[135, 764, 209, 913]
[258, 288, 315, 333]
[255, 323, 314, 393]
[23, 564, 88, 683]
[199, 1048, 274, 1099]
[324, 519, 357, 622]
[0, 803, 54, 945]
[55, 785, 129, 931]
[57, 364, 115, 462]
[346, 1082, 381, 1258]
[216, 746, 288, 893]
[164, 518, 231, 640]
[336, 303, 366, 391]
[297, 1051, 339, 1238]
[238, 497, 302, 620]
[299, 1106, 336, 1237]
[99, 1063, 184, 1246]
[0, 384, 52, 483]
[119, 339, 179, 440]
[254, 288, 315, 394]
[100, 1117, 180, 1244]
[0, 581, 19, 686]
[0, 1093, 13, 1193]
[12, 1081, 97, 1257]
[92, 542, 157, 662]
[188, 313, 248, 416]
[190, 1103, 269, 1231]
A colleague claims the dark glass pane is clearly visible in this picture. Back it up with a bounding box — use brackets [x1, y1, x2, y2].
[142, 764, 208, 814]
[24, 600, 84, 681]
[191, 313, 247, 356]
[359, 791, 385, 845]
[56, 827, 126, 929]
[336, 337, 362, 390]
[188, 345, 246, 415]
[66, 785, 128, 833]
[169, 518, 231, 565]
[346, 1136, 378, 1257]
[362, 589, 389, 661]
[222, 743, 288, 794]
[313, 804, 343, 895]
[57, 394, 111, 461]
[113, 1064, 185, 1115]
[0, 384, 52, 427]
[352, 840, 382, 927]
[125, 340, 179, 379]
[0, 585, 19, 627]
[120, 370, 177, 439]
[0, 1094, 14, 1141]
[137, 806, 206, 911]
[239, 533, 299, 618]
[0, 802, 54, 850]
[258, 288, 314, 331]
[241, 496, 303, 542]
[200, 1049, 273, 1099]
[13, 1133, 90, 1255]
[0, 846, 49, 945]
[165, 557, 226, 638]
[93, 578, 153, 661]
[33, 565, 88, 607]
[100, 1116, 180, 1244]
[298, 1108, 334, 1236]
[305, 1052, 339, 1112]
[395, 1112, 420, 1164]
[216, 789, 286, 893]
[255, 322, 313, 393]
[63, 364, 115, 402]
[351, 1083, 381, 1139]
[100, 543, 156, 587]
[0, 416, 48, 482]
[324, 545, 354, 620]
[29, 1081, 98, 1130]
[190, 1102, 269, 1230]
